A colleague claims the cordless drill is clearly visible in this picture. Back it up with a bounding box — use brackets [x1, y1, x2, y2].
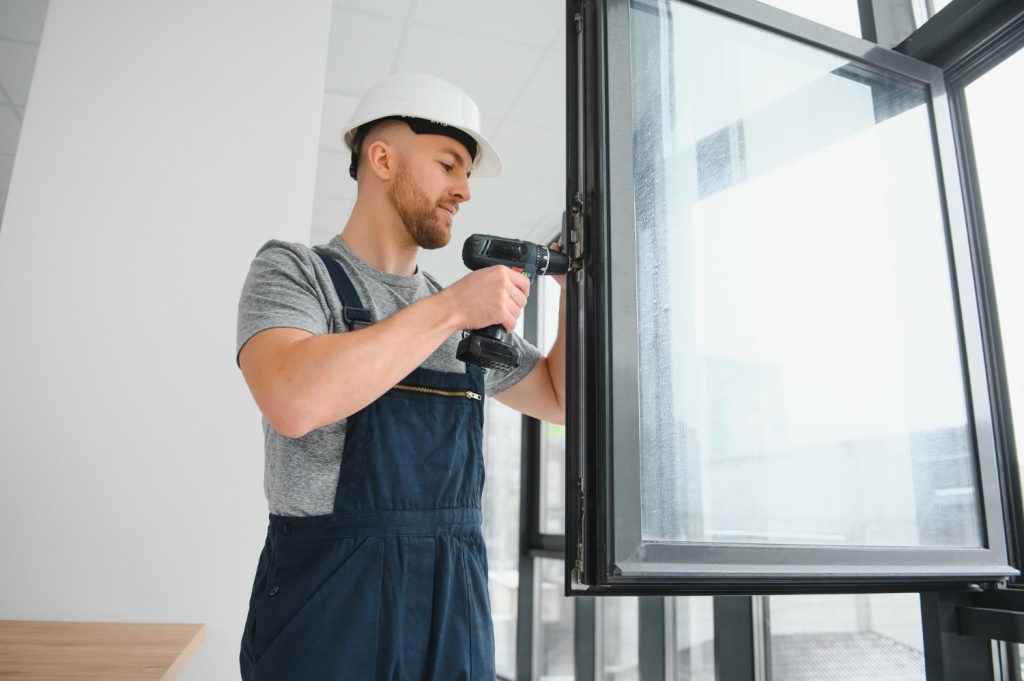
[456, 234, 571, 370]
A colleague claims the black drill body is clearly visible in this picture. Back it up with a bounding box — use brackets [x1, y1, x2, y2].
[456, 234, 570, 371]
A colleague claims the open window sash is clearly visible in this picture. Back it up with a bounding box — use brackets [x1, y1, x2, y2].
[565, 0, 1018, 594]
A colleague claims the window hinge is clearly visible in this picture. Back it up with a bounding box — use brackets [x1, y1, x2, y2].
[570, 192, 584, 283]
[574, 7, 582, 34]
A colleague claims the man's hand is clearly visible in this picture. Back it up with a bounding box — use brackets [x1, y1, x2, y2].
[442, 265, 531, 332]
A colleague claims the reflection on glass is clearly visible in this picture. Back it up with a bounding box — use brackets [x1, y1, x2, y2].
[770, 594, 925, 680]
[965, 49, 1024, 500]
[674, 597, 716, 681]
[483, 397, 522, 677]
[600, 597, 639, 680]
[630, 0, 982, 548]
[756, 0, 862, 37]
[538, 277, 567, 534]
[538, 558, 575, 679]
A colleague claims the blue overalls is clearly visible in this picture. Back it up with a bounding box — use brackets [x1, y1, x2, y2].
[240, 250, 495, 680]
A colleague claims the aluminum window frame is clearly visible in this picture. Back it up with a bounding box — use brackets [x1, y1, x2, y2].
[568, 0, 1018, 595]
[921, 2, 1024, 580]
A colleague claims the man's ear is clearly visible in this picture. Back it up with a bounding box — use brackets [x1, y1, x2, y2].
[365, 140, 394, 181]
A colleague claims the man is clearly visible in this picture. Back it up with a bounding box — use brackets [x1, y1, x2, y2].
[236, 72, 565, 679]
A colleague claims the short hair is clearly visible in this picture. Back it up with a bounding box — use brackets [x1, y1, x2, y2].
[349, 116, 478, 179]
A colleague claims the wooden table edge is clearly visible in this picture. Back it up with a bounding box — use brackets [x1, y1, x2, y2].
[163, 623, 205, 681]
[0, 620, 207, 680]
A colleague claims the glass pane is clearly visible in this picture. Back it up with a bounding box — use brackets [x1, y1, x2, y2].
[538, 276, 567, 534]
[674, 597, 716, 681]
[629, 0, 982, 548]
[601, 597, 639, 680]
[756, 0, 862, 37]
[770, 594, 925, 680]
[965, 49, 1024, 492]
[538, 558, 575, 679]
[483, 398, 522, 678]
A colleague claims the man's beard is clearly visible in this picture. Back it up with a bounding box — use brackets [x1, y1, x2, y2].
[388, 163, 452, 250]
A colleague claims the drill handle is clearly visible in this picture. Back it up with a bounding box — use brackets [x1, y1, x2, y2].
[476, 324, 506, 341]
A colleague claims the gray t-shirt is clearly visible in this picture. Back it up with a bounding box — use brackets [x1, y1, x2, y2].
[236, 236, 541, 516]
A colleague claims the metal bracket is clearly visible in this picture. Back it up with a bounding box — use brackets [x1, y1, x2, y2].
[957, 587, 1024, 643]
[958, 605, 1024, 643]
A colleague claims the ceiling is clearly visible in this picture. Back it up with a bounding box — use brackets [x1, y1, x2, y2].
[0, 0, 49, 224]
[315, 0, 567, 285]
[0, 0, 567, 286]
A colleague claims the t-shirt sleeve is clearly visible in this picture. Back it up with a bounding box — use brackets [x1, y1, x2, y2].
[236, 240, 331, 365]
[485, 332, 543, 396]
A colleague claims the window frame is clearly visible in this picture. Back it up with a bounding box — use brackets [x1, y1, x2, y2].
[924, 3, 1024, 581]
[567, 0, 1019, 594]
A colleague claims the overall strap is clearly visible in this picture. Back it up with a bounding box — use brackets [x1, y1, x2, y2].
[314, 249, 373, 329]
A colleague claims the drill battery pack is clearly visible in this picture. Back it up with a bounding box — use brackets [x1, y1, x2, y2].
[456, 332, 521, 371]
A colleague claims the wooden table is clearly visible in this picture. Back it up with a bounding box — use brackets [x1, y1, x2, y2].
[0, 621, 205, 680]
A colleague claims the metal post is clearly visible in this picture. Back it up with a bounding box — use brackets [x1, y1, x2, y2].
[515, 556, 535, 681]
[640, 596, 667, 680]
[577, 596, 597, 681]
[714, 596, 771, 681]
[921, 591, 997, 681]
[859, 0, 918, 46]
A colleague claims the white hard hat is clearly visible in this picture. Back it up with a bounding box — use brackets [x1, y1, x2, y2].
[344, 72, 501, 178]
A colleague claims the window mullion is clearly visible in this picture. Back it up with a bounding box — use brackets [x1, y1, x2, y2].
[638, 596, 667, 680]
[514, 556, 535, 681]
[920, 591, 999, 680]
[517, 287, 541, 681]
[577, 596, 598, 681]
[858, 0, 917, 46]
[714, 596, 768, 681]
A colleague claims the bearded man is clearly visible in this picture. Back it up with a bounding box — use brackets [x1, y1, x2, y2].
[235, 73, 566, 679]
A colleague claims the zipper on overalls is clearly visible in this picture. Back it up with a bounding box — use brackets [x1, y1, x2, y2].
[392, 383, 482, 401]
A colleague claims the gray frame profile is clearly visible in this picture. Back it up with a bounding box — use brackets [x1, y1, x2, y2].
[568, 0, 1018, 594]
[933, 3, 1024, 579]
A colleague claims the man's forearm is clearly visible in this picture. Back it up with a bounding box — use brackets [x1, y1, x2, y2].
[247, 291, 462, 438]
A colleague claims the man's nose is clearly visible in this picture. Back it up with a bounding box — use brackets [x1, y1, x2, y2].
[451, 174, 471, 203]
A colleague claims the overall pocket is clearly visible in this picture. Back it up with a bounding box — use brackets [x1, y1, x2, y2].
[252, 534, 385, 680]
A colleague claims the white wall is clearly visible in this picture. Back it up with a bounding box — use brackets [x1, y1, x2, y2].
[0, 2, 331, 678]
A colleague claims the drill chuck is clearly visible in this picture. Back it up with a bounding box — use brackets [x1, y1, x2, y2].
[462, 234, 570, 278]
